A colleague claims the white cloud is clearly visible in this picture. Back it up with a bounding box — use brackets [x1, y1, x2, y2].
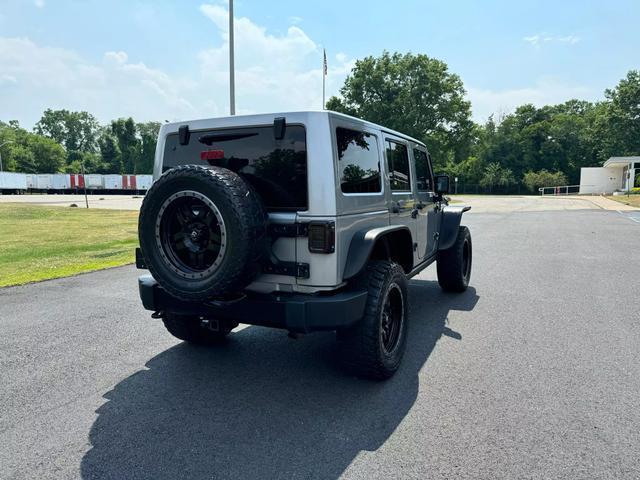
[104, 51, 128, 65]
[288, 16, 303, 25]
[197, 3, 352, 114]
[0, 5, 353, 128]
[558, 35, 580, 45]
[34, 0, 45, 8]
[467, 78, 596, 122]
[523, 33, 580, 47]
[0, 74, 17, 85]
[0, 37, 199, 127]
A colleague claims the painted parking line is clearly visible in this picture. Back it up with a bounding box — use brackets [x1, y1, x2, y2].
[617, 210, 640, 224]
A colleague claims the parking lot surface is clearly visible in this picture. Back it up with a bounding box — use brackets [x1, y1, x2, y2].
[3, 193, 637, 213]
[0, 194, 144, 210]
[1, 208, 639, 479]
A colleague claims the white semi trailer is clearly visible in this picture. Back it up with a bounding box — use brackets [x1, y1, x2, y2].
[0, 172, 28, 193]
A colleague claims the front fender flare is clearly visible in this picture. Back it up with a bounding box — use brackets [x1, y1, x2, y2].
[343, 225, 411, 280]
[438, 205, 471, 251]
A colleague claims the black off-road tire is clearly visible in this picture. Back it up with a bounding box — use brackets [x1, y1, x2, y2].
[337, 261, 409, 380]
[139, 165, 268, 301]
[437, 226, 472, 292]
[162, 313, 232, 345]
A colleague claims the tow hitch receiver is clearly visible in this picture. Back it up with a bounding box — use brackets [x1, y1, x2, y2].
[201, 318, 220, 332]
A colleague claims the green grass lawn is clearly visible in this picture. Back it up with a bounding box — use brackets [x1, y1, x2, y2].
[0, 204, 139, 287]
[606, 195, 640, 208]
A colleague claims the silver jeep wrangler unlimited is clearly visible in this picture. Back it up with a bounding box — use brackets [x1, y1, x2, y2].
[137, 111, 472, 379]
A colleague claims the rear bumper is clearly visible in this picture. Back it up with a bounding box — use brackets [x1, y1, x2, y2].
[138, 275, 367, 333]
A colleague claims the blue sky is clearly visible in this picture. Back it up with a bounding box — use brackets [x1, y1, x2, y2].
[1, 0, 638, 128]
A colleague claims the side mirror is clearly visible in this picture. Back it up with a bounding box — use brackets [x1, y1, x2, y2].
[434, 175, 450, 195]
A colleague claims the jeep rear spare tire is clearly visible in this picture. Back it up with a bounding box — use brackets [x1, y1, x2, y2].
[139, 165, 268, 301]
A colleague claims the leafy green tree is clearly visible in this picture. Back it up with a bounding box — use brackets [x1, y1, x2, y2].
[476, 100, 599, 185]
[480, 163, 516, 192]
[10, 145, 36, 173]
[34, 110, 99, 171]
[111, 118, 139, 173]
[440, 156, 486, 185]
[0, 122, 19, 171]
[65, 152, 107, 174]
[137, 121, 161, 174]
[99, 132, 123, 174]
[327, 51, 474, 165]
[26, 135, 66, 173]
[599, 70, 640, 158]
[0, 120, 64, 173]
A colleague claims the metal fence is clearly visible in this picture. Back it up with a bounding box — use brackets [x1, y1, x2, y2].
[538, 185, 582, 196]
[452, 183, 524, 195]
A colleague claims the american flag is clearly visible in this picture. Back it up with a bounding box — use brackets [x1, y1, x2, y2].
[323, 49, 327, 76]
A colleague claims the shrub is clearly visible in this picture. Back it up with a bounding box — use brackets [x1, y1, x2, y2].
[523, 170, 568, 193]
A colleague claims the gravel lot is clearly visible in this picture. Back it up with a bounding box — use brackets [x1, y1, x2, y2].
[1, 207, 639, 479]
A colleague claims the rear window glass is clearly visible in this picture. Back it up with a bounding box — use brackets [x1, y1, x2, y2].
[163, 125, 307, 211]
[336, 127, 381, 194]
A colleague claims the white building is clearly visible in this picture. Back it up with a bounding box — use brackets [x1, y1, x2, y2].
[579, 157, 640, 194]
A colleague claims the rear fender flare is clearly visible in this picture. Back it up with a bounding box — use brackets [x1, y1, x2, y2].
[343, 225, 412, 280]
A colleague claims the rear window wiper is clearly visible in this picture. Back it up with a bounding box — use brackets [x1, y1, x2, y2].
[198, 132, 258, 145]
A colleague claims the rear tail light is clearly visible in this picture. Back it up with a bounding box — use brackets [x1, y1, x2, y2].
[200, 150, 225, 161]
[308, 222, 335, 254]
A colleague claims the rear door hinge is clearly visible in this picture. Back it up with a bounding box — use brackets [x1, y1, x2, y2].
[263, 261, 310, 279]
[268, 223, 309, 238]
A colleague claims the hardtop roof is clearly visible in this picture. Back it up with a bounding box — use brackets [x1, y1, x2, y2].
[163, 110, 426, 148]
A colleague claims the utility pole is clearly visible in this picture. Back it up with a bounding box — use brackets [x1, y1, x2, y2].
[81, 162, 89, 209]
[229, 0, 236, 115]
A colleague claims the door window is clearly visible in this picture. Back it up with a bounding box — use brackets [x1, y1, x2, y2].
[413, 148, 433, 192]
[385, 140, 411, 192]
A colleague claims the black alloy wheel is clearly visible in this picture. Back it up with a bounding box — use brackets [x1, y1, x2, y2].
[381, 282, 405, 355]
[156, 191, 227, 280]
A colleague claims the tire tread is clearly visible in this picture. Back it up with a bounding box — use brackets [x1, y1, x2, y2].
[337, 261, 408, 380]
[437, 226, 472, 292]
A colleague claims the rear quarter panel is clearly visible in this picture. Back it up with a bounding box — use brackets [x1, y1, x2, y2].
[296, 115, 391, 287]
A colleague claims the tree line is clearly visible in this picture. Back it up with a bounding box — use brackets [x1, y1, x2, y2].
[2, 51, 639, 191]
[0, 111, 160, 175]
[328, 52, 640, 193]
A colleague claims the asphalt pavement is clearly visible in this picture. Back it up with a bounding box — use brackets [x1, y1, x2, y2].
[1, 208, 639, 479]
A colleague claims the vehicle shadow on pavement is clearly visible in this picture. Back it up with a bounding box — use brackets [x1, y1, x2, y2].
[81, 282, 478, 480]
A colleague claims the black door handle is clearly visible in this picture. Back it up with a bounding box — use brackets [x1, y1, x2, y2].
[411, 208, 419, 219]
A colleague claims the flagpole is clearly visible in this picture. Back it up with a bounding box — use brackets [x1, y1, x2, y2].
[322, 48, 326, 109]
[229, 0, 236, 115]
[322, 73, 325, 110]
